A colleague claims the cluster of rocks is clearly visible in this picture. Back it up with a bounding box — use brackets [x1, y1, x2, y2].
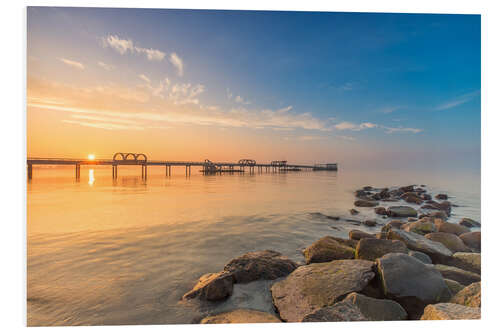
[182, 185, 481, 323]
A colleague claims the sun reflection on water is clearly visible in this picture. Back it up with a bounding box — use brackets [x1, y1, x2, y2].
[88, 169, 95, 186]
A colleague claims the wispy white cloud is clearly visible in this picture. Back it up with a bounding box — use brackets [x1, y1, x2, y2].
[380, 106, 401, 114]
[97, 61, 113, 71]
[435, 91, 480, 111]
[382, 126, 422, 134]
[101, 34, 166, 61]
[139, 74, 151, 84]
[59, 58, 84, 70]
[334, 121, 378, 131]
[169, 53, 184, 76]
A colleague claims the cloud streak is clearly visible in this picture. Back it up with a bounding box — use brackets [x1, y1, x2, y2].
[435, 91, 480, 111]
[101, 34, 166, 61]
[169, 53, 184, 76]
[59, 58, 84, 70]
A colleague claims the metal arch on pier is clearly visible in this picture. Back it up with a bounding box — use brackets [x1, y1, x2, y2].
[113, 152, 148, 163]
[238, 159, 256, 166]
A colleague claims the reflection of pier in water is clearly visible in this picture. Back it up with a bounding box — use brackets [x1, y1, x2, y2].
[27, 153, 337, 180]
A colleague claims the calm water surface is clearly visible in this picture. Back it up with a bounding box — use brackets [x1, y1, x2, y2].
[27, 165, 480, 326]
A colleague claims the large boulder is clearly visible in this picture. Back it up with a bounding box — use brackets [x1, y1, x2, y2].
[424, 232, 471, 253]
[374, 207, 387, 215]
[459, 232, 481, 251]
[376, 253, 451, 318]
[224, 250, 298, 283]
[182, 272, 234, 301]
[444, 279, 465, 296]
[408, 250, 432, 264]
[271, 259, 375, 322]
[444, 252, 481, 274]
[387, 206, 418, 218]
[387, 229, 453, 264]
[200, 309, 282, 323]
[303, 236, 355, 264]
[435, 220, 470, 236]
[355, 238, 407, 261]
[343, 292, 407, 321]
[420, 303, 480, 320]
[403, 220, 437, 235]
[459, 218, 481, 228]
[354, 199, 379, 207]
[451, 282, 481, 307]
[349, 229, 375, 241]
[301, 301, 367, 322]
[433, 265, 481, 286]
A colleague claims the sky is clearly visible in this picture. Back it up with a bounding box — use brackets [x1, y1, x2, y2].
[27, 7, 481, 171]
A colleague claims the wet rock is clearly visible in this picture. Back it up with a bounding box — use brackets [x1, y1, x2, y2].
[403, 220, 437, 235]
[420, 303, 480, 320]
[445, 252, 481, 274]
[408, 250, 432, 264]
[387, 229, 453, 264]
[301, 301, 367, 322]
[363, 219, 377, 227]
[435, 194, 448, 200]
[459, 232, 481, 251]
[224, 250, 298, 283]
[399, 185, 415, 193]
[428, 211, 448, 220]
[459, 218, 481, 228]
[182, 272, 234, 301]
[376, 253, 451, 319]
[401, 192, 424, 205]
[349, 229, 376, 241]
[421, 193, 432, 201]
[451, 282, 481, 307]
[381, 220, 404, 232]
[374, 207, 387, 215]
[354, 200, 379, 207]
[200, 309, 282, 323]
[350, 208, 360, 215]
[343, 292, 407, 321]
[433, 265, 480, 286]
[445, 279, 465, 296]
[425, 232, 471, 253]
[387, 206, 418, 218]
[363, 186, 374, 191]
[379, 188, 390, 198]
[435, 220, 470, 236]
[355, 190, 370, 198]
[355, 238, 407, 261]
[303, 236, 355, 264]
[271, 259, 375, 322]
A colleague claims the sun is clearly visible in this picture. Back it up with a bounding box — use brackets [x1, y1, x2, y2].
[88, 154, 95, 160]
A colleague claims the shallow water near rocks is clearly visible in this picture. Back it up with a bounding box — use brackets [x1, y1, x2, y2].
[27, 166, 480, 325]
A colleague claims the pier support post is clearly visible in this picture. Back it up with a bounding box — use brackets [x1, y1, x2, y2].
[27, 163, 32, 180]
[169, 165, 171, 176]
[112, 165, 117, 179]
[75, 164, 80, 180]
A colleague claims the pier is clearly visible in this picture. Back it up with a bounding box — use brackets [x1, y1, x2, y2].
[27, 153, 337, 180]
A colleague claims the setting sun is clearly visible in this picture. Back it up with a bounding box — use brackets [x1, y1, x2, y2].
[88, 154, 95, 160]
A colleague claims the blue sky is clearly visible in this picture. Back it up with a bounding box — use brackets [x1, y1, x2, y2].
[27, 7, 480, 170]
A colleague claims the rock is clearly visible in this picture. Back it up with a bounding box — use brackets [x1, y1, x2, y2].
[403, 220, 437, 235]
[429, 211, 448, 220]
[301, 301, 367, 322]
[328, 236, 359, 248]
[445, 279, 465, 296]
[459, 232, 481, 251]
[363, 186, 374, 191]
[420, 303, 480, 320]
[200, 309, 282, 323]
[387, 206, 418, 218]
[401, 192, 424, 205]
[355, 190, 370, 198]
[408, 250, 432, 264]
[343, 292, 407, 321]
[182, 272, 234, 301]
[355, 238, 407, 261]
[354, 200, 379, 207]
[374, 207, 387, 215]
[387, 229, 453, 264]
[433, 265, 481, 286]
[224, 250, 298, 283]
[459, 218, 481, 228]
[424, 232, 471, 253]
[435, 220, 470, 236]
[363, 219, 377, 227]
[376, 253, 451, 319]
[303, 236, 355, 264]
[379, 188, 390, 198]
[435, 194, 448, 200]
[399, 185, 415, 193]
[349, 229, 375, 241]
[446, 252, 481, 274]
[350, 208, 359, 215]
[271, 259, 375, 322]
[381, 220, 404, 232]
[421, 193, 432, 201]
[451, 282, 481, 307]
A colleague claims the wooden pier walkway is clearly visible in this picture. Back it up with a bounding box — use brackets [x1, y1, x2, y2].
[27, 153, 337, 180]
